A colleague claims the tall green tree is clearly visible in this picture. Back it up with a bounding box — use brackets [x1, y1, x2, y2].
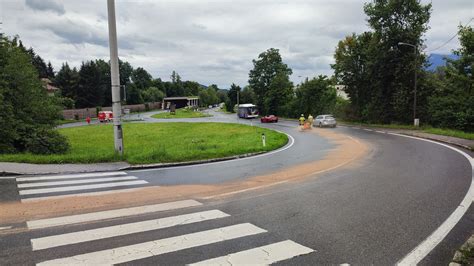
[333, 0, 432, 123]
[239, 86, 256, 105]
[166, 71, 185, 96]
[131, 67, 153, 90]
[264, 71, 294, 116]
[0, 37, 68, 154]
[141, 87, 165, 103]
[46, 62, 55, 79]
[294, 76, 336, 117]
[55, 63, 79, 101]
[249, 48, 293, 114]
[76, 61, 105, 108]
[428, 26, 474, 131]
[183, 81, 201, 96]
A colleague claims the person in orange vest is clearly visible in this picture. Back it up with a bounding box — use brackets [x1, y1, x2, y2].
[299, 114, 305, 126]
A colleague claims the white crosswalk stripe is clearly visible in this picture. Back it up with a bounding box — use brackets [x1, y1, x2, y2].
[30, 199, 315, 265]
[31, 210, 230, 250]
[37, 223, 267, 265]
[27, 199, 202, 229]
[190, 240, 314, 265]
[17, 172, 128, 182]
[16, 171, 150, 201]
[19, 180, 148, 195]
[17, 176, 139, 188]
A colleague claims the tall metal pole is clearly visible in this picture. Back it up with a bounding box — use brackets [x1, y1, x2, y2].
[107, 0, 124, 156]
[413, 46, 417, 124]
[398, 42, 419, 126]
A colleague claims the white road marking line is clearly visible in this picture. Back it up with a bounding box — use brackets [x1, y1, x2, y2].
[19, 180, 148, 195]
[0, 176, 18, 180]
[21, 187, 144, 202]
[130, 132, 295, 173]
[16, 171, 127, 182]
[201, 180, 290, 199]
[17, 176, 138, 188]
[37, 223, 267, 265]
[190, 240, 314, 265]
[382, 133, 474, 265]
[31, 210, 230, 250]
[27, 199, 202, 229]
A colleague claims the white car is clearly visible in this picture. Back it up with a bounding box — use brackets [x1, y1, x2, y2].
[314, 115, 337, 128]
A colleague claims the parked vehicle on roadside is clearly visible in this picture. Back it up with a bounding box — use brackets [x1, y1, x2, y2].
[260, 115, 278, 123]
[98, 111, 113, 123]
[314, 115, 337, 128]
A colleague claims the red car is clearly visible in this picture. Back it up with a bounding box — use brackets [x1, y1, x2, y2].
[260, 115, 278, 123]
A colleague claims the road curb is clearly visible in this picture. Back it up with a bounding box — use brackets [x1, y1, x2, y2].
[123, 151, 266, 171]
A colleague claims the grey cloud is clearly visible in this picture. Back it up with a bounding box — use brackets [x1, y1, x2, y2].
[25, 0, 65, 15]
[4, 0, 472, 89]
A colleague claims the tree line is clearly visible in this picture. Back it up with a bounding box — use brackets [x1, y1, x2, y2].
[332, 0, 473, 131]
[224, 48, 338, 118]
[15, 40, 227, 109]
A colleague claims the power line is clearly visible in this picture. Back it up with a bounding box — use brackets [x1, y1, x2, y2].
[426, 17, 473, 53]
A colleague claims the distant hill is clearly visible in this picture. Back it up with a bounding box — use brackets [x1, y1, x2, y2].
[426, 53, 459, 71]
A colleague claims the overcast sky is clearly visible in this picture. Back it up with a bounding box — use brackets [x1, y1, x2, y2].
[1, 0, 472, 88]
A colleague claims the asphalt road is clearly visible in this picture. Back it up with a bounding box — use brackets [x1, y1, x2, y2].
[1, 109, 472, 265]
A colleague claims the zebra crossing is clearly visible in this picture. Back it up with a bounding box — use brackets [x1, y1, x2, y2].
[28, 199, 314, 265]
[16, 171, 150, 202]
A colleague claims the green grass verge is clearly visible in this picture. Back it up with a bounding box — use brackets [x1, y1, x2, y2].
[0, 123, 288, 164]
[453, 243, 474, 265]
[339, 121, 474, 140]
[422, 128, 474, 141]
[151, 108, 211, 119]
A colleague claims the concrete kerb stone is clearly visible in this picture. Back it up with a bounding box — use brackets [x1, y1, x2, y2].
[125, 151, 266, 171]
[0, 152, 266, 177]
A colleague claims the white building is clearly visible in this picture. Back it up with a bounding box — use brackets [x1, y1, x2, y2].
[335, 85, 349, 100]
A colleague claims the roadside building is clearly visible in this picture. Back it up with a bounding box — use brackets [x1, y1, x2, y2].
[41, 78, 59, 96]
[162, 96, 199, 109]
[335, 85, 349, 100]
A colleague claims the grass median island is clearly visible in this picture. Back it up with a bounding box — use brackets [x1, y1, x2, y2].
[0, 123, 288, 164]
[151, 108, 211, 119]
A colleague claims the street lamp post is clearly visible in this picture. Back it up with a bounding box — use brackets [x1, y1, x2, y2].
[107, 0, 124, 156]
[398, 42, 419, 127]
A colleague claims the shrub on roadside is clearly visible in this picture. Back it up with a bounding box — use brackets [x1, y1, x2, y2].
[26, 129, 70, 154]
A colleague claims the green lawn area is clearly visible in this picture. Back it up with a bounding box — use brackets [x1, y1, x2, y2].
[0, 123, 288, 164]
[339, 121, 474, 140]
[423, 128, 474, 140]
[152, 108, 211, 119]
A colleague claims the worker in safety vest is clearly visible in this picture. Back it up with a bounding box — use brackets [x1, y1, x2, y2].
[299, 114, 305, 126]
[308, 114, 314, 128]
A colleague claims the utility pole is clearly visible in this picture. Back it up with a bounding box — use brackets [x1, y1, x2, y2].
[398, 42, 419, 127]
[107, 0, 124, 156]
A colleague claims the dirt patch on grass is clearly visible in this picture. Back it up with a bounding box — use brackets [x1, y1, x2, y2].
[0, 128, 369, 224]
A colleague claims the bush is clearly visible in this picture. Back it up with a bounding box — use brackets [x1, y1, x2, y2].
[26, 129, 70, 154]
[95, 106, 102, 116]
